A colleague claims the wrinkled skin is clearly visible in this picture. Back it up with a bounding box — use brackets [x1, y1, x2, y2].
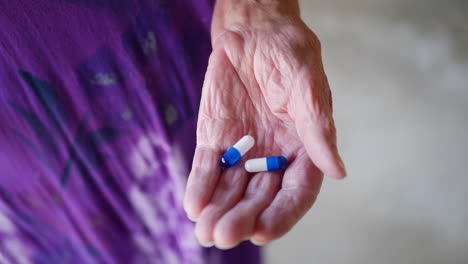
[184, 19, 346, 249]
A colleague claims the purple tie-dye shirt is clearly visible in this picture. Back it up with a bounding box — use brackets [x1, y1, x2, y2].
[0, 0, 261, 263]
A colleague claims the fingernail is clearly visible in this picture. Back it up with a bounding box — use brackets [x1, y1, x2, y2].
[198, 240, 214, 247]
[215, 242, 238, 250]
[250, 238, 266, 246]
[186, 212, 198, 222]
[338, 158, 347, 177]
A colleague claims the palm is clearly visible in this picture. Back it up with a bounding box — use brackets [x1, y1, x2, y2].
[185, 22, 345, 248]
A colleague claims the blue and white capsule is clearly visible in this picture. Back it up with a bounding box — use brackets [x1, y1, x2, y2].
[244, 156, 288, 173]
[220, 135, 255, 168]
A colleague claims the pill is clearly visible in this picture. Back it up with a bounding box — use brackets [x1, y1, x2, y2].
[244, 156, 288, 173]
[220, 135, 255, 168]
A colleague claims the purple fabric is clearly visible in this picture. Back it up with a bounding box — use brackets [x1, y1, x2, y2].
[0, 0, 261, 263]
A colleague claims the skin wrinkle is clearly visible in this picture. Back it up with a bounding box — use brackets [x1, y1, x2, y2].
[187, 168, 214, 189]
[215, 176, 281, 238]
[218, 171, 247, 194]
[244, 172, 281, 198]
[195, 169, 250, 235]
[247, 33, 270, 116]
[221, 33, 273, 128]
[281, 152, 316, 185]
[257, 48, 288, 114]
[259, 30, 309, 123]
[265, 68, 290, 119]
[270, 189, 314, 216]
[186, 153, 221, 202]
[261, 55, 291, 124]
[296, 76, 323, 124]
[266, 192, 315, 230]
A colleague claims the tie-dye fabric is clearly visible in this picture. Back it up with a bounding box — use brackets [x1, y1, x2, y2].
[0, 0, 261, 263]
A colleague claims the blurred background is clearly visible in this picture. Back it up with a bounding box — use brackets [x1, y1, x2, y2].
[266, 0, 468, 263]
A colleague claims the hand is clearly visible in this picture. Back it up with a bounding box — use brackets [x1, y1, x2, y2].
[184, 1, 346, 249]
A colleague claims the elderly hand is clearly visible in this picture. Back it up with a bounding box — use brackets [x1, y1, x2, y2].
[184, 0, 346, 249]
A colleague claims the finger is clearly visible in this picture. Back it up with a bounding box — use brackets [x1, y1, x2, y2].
[250, 153, 323, 244]
[184, 147, 222, 221]
[293, 78, 346, 179]
[213, 171, 282, 249]
[194, 168, 249, 247]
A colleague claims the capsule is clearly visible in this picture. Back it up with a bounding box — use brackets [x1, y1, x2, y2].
[220, 135, 255, 168]
[245, 156, 288, 173]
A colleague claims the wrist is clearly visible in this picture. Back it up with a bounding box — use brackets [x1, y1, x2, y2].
[211, 0, 300, 45]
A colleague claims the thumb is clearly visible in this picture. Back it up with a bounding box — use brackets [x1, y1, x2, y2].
[292, 79, 346, 179]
